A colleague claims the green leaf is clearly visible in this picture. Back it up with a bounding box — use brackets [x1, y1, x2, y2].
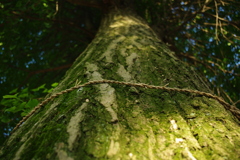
[51, 82, 58, 87]
[43, 88, 50, 93]
[21, 88, 28, 93]
[5, 106, 17, 113]
[0, 116, 10, 123]
[19, 102, 27, 110]
[21, 112, 28, 117]
[43, 3, 48, 7]
[223, 58, 227, 63]
[0, 99, 16, 107]
[3, 93, 18, 99]
[31, 84, 46, 92]
[196, 15, 201, 19]
[18, 93, 29, 98]
[46, 88, 53, 93]
[9, 88, 18, 94]
[21, 110, 32, 117]
[26, 99, 39, 108]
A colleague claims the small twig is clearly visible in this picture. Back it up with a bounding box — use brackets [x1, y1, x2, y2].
[214, 0, 220, 44]
[234, 100, 240, 106]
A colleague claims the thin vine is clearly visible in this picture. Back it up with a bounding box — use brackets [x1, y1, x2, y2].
[12, 79, 240, 133]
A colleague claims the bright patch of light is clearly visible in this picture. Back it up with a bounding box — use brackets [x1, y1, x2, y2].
[25, 58, 36, 68]
[128, 153, 133, 157]
[0, 76, 6, 84]
[209, 37, 213, 42]
[37, 31, 42, 36]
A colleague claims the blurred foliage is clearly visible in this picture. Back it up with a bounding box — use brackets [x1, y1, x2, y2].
[1, 82, 58, 122]
[0, 0, 239, 144]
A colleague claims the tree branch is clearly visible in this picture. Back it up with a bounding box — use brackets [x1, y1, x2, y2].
[66, 0, 103, 9]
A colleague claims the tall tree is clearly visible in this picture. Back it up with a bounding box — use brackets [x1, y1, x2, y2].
[1, 0, 240, 159]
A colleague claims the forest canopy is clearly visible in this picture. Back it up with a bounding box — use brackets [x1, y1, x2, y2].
[0, 0, 239, 145]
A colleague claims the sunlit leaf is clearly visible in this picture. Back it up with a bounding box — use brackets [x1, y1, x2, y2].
[31, 84, 46, 92]
[3, 94, 18, 99]
[51, 82, 58, 87]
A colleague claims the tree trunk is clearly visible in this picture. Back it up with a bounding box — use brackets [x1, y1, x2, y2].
[1, 8, 240, 160]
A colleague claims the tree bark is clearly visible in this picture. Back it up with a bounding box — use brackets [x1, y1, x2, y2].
[1, 8, 240, 160]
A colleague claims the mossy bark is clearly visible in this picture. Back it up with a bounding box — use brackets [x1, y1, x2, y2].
[1, 9, 240, 160]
